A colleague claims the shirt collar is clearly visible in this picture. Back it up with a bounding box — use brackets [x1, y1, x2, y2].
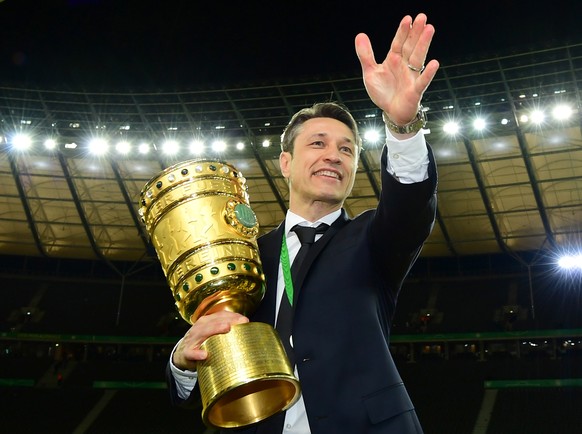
[284, 209, 341, 235]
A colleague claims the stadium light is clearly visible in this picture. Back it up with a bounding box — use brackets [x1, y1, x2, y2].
[558, 254, 582, 270]
[211, 140, 227, 153]
[115, 141, 131, 155]
[189, 140, 204, 155]
[16, 98, 580, 162]
[11, 133, 32, 151]
[363, 129, 381, 144]
[44, 138, 57, 150]
[552, 104, 572, 121]
[530, 110, 545, 124]
[138, 142, 150, 155]
[162, 140, 179, 155]
[473, 118, 486, 131]
[88, 138, 109, 155]
[443, 121, 460, 135]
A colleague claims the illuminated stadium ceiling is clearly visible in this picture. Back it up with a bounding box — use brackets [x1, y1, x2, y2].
[1, 43, 582, 265]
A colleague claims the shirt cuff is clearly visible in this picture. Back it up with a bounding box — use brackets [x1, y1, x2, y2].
[384, 126, 430, 184]
[169, 339, 198, 399]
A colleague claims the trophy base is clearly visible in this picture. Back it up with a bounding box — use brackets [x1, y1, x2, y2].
[197, 322, 301, 428]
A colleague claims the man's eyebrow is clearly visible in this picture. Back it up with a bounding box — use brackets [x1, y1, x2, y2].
[306, 132, 328, 140]
[306, 132, 354, 143]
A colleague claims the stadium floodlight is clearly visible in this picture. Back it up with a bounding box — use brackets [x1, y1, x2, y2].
[211, 140, 227, 153]
[530, 110, 545, 124]
[162, 139, 179, 155]
[115, 141, 131, 155]
[473, 118, 486, 131]
[44, 138, 57, 150]
[443, 121, 460, 135]
[88, 138, 109, 155]
[552, 104, 572, 121]
[558, 254, 582, 270]
[11, 133, 32, 151]
[262, 139, 271, 148]
[138, 142, 150, 155]
[236, 141, 245, 150]
[363, 129, 381, 144]
[189, 139, 204, 155]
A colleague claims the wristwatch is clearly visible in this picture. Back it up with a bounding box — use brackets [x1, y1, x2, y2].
[382, 107, 427, 135]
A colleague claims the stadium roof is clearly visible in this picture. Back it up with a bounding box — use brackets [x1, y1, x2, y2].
[1, 41, 582, 268]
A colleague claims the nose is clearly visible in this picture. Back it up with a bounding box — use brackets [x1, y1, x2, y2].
[323, 144, 342, 164]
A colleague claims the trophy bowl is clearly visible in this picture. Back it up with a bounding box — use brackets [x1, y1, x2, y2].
[139, 159, 300, 428]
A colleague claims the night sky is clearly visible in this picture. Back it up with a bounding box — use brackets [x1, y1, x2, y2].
[1, 0, 581, 89]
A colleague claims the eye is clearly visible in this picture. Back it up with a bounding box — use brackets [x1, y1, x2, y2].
[340, 145, 354, 155]
[310, 140, 325, 147]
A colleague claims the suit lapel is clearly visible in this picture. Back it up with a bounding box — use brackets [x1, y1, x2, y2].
[253, 222, 284, 325]
[293, 209, 350, 302]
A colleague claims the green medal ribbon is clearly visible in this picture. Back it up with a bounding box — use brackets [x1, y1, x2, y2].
[280, 232, 295, 306]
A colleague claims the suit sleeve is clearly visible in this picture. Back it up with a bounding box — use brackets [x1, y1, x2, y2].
[369, 142, 438, 294]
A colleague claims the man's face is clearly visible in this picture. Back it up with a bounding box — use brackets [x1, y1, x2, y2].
[280, 117, 358, 211]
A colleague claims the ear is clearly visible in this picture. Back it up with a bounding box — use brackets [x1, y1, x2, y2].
[279, 152, 292, 179]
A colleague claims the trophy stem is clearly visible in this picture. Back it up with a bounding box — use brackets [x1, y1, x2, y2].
[197, 322, 301, 428]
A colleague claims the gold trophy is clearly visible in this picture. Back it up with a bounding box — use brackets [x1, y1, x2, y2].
[138, 159, 300, 428]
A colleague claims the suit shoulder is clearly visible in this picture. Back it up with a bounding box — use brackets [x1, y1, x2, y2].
[258, 227, 280, 247]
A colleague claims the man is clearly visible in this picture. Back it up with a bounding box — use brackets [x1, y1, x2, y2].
[168, 13, 439, 434]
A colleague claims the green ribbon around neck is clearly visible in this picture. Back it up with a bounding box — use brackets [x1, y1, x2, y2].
[280, 232, 294, 306]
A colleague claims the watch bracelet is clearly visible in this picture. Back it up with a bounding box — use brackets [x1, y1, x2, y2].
[382, 107, 426, 135]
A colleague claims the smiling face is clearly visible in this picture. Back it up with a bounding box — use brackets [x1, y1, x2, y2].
[280, 117, 358, 220]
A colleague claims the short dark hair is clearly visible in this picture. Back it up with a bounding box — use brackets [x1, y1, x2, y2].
[280, 102, 362, 154]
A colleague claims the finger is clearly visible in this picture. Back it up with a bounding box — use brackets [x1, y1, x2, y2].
[200, 310, 249, 325]
[188, 348, 208, 361]
[178, 345, 208, 361]
[232, 314, 250, 325]
[407, 16, 435, 72]
[182, 312, 247, 350]
[402, 14, 426, 60]
[173, 346, 207, 371]
[198, 311, 249, 336]
[408, 13, 429, 46]
[389, 15, 413, 59]
[354, 33, 377, 71]
[415, 59, 440, 95]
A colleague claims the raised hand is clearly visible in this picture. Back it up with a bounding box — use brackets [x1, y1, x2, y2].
[355, 13, 439, 126]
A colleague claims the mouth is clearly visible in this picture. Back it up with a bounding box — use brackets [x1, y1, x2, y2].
[313, 169, 342, 180]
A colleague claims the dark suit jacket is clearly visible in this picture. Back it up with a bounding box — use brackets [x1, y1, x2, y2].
[168, 145, 438, 434]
